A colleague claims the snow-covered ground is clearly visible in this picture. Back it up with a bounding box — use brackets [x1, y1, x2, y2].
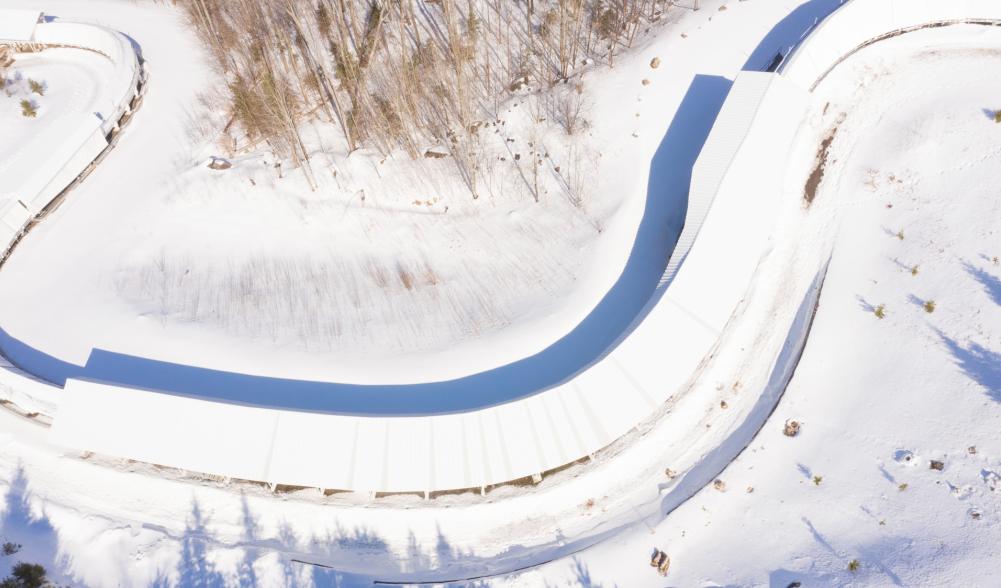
[501, 24, 1001, 588]
[3, 1, 1001, 587]
[0, 0, 688, 385]
[0, 48, 113, 195]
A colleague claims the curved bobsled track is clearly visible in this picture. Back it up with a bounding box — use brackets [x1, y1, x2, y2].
[1, 0, 1000, 584]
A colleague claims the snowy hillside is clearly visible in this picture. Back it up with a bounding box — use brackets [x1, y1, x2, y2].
[502, 23, 1001, 588]
[0, 0, 686, 383]
[2, 0, 1001, 587]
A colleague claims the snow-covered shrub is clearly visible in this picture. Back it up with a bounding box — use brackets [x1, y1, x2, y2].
[28, 78, 43, 96]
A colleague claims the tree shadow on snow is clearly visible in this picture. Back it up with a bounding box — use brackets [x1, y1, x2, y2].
[564, 556, 613, 588]
[936, 329, 1001, 403]
[147, 496, 371, 588]
[149, 500, 227, 588]
[0, 467, 68, 585]
[964, 259, 1001, 307]
[797, 517, 903, 586]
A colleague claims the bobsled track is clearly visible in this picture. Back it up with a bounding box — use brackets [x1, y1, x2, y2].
[2, 0, 1001, 582]
[0, 9, 147, 263]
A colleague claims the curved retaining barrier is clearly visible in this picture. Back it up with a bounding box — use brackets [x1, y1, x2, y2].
[780, 0, 1001, 90]
[48, 71, 810, 494]
[20, 0, 1001, 495]
[0, 11, 145, 417]
[0, 11, 145, 260]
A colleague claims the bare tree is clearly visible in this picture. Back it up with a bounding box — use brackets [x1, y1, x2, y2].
[176, 0, 666, 196]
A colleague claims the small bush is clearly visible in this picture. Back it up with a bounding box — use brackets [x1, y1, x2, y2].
[923, 300, 936, 313]
[874, 304, 886, 319]
[995, 110, 1001, 123]
[19, 99, 37, 118]
[812, 475, 823, 486]
[896, 229, 905, 241]
[910, 265, 919, 276]
[28, 78, 43, 96]
[848, 559, 860, 573]
[2, 562, 48, 588]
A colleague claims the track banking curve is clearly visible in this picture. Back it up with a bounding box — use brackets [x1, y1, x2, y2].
[9, 0, 998, 499]
[1, 1, 837, 497]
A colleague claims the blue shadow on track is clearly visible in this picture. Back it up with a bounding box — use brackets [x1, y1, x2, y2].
[743, 0, 847, 72]
[0, 0, 848, 416]
[0, 75, 731, 416]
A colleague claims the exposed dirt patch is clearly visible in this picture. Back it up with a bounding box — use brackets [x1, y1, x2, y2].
[804, 114, 846, 204]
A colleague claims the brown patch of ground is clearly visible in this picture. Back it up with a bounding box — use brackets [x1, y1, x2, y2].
[804, 116, 845, 204]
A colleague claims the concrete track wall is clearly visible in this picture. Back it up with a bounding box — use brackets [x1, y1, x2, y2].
[49, 72, 810, 493]
[23, 0, 1001, 494]
[0, 12, 144, 256]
